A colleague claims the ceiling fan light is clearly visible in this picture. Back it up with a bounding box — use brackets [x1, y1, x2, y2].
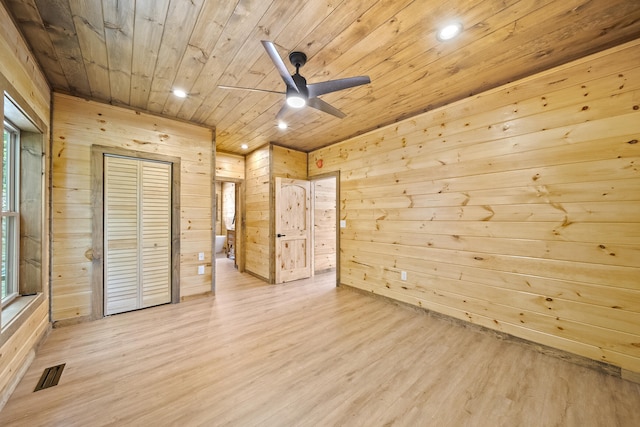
[437, 22, 462, 41]
[286, 95, 306, 108]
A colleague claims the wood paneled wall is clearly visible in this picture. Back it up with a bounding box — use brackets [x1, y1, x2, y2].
[215, 152, 245, 180]
[309, 40, 640, 375]
[272, 145, 307, 179]
[51, 93, 214, 320]
[313, 177, 337, 273]
[0, 1, 50, 408]
[245, 146, 270, 280]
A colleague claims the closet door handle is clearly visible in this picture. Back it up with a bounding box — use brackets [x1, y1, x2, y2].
[277, 233, 286, 237]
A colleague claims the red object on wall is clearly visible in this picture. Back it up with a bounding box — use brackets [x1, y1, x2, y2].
[316, 159, 323, 168]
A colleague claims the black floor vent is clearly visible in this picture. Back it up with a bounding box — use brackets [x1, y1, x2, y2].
[34, 363, 65, 392]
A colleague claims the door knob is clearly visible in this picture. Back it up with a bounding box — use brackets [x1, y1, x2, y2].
[277, 233, 286, 237]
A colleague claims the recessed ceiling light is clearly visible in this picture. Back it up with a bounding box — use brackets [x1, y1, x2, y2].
[437, 22, 463, 41]
[172, 89, 187, 98]
[278, 121, 287, 130]
[241, 144, 248, 150]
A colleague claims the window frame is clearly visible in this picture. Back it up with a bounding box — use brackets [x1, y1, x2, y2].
[1, 119, 20, 307]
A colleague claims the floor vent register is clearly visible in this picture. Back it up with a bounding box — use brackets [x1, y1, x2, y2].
[34, 364, 65, 392]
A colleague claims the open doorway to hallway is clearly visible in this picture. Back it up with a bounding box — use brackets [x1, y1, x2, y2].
[215, 179, 243, 289]
[311, 174, 339, 286]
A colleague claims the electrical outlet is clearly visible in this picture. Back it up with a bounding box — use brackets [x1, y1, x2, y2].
[401, 271, 407, 281]
[198, 265, 205, 275]
[198, 252, 205, 261]
[340, 220, 347, 228]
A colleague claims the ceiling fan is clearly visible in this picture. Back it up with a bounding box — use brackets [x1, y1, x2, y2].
[219, 40, 371, 120]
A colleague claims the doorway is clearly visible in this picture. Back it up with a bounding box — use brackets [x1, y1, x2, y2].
[214, 179, 243, 290]
[272, 174, 339, 285]
[310, 174, 339, 285]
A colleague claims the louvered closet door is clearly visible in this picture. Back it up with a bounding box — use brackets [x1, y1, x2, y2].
[104, 156, 172, 315]
[140, 161, 172, 308]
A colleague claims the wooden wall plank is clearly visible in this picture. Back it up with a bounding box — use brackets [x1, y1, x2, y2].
[309, 41, 640, 374]
[342, 228, 640, 268]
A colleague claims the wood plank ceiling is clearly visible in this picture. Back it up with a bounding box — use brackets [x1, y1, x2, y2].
[4, 0, 640, 154]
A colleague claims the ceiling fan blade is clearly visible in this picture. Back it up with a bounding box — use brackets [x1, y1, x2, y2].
[218, 85, 284, 95]
[307, 98, 346, 119]
[276, 103, 290, 120]
[307, 76, 370, 98]
[261, 40, 299, 92]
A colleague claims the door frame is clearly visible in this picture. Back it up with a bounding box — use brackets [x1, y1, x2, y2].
[90, 145, 181, 319]
[309, 171, 340, 287]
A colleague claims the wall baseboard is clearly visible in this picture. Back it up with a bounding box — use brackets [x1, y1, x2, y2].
[181, 291, 213, 302]
[314, 267, 336, 275]
[52, 315, 92, 328]
[0, 323, 50, 411]
[622, 369, 640, 384]
[0, 350, 35, 411]
[244, 270, 269, 283]
[340, 284, 639, 384]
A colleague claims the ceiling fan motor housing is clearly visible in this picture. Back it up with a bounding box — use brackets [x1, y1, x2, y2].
[290, 73, 309, 99]
[289, 51, 307, 68]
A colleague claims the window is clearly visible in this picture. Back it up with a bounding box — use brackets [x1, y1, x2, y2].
[1, 120, 19, 306]
[0, 93, 44, 337]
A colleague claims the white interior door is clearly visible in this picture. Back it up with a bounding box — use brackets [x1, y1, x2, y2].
[275, 177, 311, 284]
[104, 156, 171, 315]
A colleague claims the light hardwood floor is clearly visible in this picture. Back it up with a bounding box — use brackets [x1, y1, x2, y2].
[1, 258, 639, 426]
